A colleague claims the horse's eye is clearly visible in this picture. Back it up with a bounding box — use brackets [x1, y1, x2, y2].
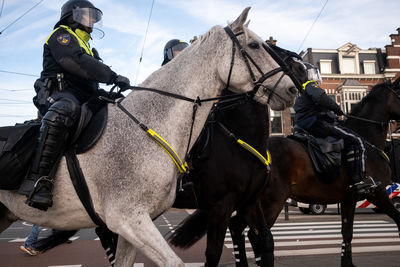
[248, 42, 260, 49]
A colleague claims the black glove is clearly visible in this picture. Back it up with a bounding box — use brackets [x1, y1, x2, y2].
[113, 75, 130, 91]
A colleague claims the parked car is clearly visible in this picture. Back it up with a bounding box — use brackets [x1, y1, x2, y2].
[297, 183, 400, 215]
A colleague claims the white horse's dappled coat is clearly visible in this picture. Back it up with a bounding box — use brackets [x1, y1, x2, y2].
[0, 8, 297, 266]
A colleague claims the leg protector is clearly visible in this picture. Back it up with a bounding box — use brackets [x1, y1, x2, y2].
[18, 98, 80, 210]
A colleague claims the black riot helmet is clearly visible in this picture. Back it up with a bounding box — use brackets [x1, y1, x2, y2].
[162, 39, 189, 66]
[57, 0, 103, 37]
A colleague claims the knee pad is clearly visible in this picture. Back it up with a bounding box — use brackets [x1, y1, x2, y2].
[44, 98, 81, 128]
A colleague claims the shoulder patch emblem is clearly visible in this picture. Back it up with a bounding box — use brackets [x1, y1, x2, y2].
[57, 34, 71, 45]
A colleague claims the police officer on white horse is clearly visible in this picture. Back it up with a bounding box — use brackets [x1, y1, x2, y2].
[19, 0, 130, 211]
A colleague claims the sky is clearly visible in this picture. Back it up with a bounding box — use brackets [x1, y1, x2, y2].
[0, 0, 399, 126]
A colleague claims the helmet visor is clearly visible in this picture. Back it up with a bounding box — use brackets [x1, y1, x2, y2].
[307, 67, 322, 84]
[171, 42, 189, 52]
[72, 7, 102, 29]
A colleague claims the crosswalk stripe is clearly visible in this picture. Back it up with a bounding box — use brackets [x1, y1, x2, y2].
[225, 238, 400, 248]
[273, 220, 388, 226]
[225, 220, 400, 257]
[9, 238, 27, 242]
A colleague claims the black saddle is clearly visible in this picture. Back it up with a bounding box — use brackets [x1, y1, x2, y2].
[0, 101, 108, 190]
[289, 126, 344, 180]
[72, 102, 108, 154]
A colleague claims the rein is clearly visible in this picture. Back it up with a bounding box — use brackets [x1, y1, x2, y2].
[344, 114, 388, 128]
[343, 113, 390, 163]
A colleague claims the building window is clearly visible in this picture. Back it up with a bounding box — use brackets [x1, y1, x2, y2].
[342, 56, 356, 73]
[320, 60, 332, 74]
[363, 60, 376, 74]
[341, 89, 367, 113]
[290, 108, 295, 128]
[270, 110, 282, 134]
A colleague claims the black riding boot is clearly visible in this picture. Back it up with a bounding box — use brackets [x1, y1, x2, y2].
[18, 99, 79, 211]
[347, 149, 373, 195]
[18, 122, 68, 210]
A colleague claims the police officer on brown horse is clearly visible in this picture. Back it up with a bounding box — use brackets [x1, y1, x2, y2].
[19, 0, 131, 211]
[293, 62, 375, 195]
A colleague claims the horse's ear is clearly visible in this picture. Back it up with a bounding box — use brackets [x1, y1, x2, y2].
[244, 20, 250, 28]
[230, 7, 251, 31]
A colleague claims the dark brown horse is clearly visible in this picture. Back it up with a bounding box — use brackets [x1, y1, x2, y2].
[167, 40, 304, 266]
[229, 77, 400, 267]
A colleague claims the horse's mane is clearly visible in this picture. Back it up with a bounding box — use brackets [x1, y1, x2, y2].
[198, 25, 222, 44]
[349, 80, 393, 116]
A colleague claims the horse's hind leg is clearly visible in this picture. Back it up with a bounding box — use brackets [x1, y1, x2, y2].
[367, 186, 400, 236]
[109, 213, 184, 267]
[229, 215, 249, 267]
[0, 203, 18, 233]
[114, 236, 137, 267]
[340, 198, 357, 267]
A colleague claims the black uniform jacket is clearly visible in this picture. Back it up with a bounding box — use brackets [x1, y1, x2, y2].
[294, 81, 342, 129]
[40, 26, 117, 104]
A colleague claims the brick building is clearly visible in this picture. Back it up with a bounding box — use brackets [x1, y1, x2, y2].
[269, 27, 400, 136]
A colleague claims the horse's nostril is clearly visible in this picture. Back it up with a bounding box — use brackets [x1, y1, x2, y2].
[289, 87, 297, 94]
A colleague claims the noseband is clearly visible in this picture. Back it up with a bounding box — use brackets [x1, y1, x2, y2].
[223, 26, 302, 103]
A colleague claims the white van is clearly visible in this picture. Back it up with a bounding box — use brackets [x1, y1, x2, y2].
[296, 183, 400, 215]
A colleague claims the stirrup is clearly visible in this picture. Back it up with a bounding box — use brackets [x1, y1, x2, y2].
[365, 176, 381, 188]
[33, 176, 53, 188]
[27, 176, 53, 201]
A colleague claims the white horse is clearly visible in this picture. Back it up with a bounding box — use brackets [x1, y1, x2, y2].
[0, 8, 297, 266]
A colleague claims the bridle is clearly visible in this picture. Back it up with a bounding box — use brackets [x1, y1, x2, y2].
[223, 26, 302, 104]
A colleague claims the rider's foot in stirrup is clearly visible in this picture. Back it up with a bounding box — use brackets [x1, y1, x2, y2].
[26, 177, 53, 211]
[350, 181, 375, 195]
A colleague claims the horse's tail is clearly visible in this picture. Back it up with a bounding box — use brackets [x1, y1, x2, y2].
[168, 209, 208, 248]
[33, 230, 77, 252]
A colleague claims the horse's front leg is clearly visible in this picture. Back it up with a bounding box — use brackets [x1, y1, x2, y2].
[108, 212, 184, 267]
[229, 214, 249, 267]
[114, 236, 137, 267]
[205, 204, 233, 267]
[340, 198, 357, 267]
[367, 185, 400, 237]
[245, 202, 274, 267]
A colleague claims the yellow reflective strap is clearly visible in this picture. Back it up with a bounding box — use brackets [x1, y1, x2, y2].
[302, 80, 317, 91]
[266, 149, 271, 165]
[146, 129, 187, 173]
[46, 25, 94, 56]
[380, 150, 390, 163]
[237, 139, 270, 167]
[45, 28, 60, 45]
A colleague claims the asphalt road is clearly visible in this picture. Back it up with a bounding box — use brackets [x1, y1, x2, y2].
[0, 207, 399, 267]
